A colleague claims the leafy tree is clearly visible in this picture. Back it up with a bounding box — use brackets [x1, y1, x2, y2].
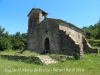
[0, 38, 12, 50]
[82, 23, 100, 39]
[93, 23, 100, 39]
[0, 26, 27, 51]
[0, 26, 5, 38]
[11, 32, 27, 50]
[82, 27, 92, 39]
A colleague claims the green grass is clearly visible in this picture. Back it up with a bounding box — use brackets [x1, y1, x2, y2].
[0, 43, 100, 75]
[0, 53, 100, 75]
[0, 50, 16, 55]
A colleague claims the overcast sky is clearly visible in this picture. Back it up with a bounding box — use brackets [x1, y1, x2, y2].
[0, 0, 100, 34]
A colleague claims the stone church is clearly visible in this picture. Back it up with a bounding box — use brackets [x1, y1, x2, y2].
[27, 8, 98, 58]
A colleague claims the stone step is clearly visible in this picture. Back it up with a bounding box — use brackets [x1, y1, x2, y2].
[37, 56, 57, 65]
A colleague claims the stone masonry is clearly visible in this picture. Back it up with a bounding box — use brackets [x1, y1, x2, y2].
[27, 8, 99, 59]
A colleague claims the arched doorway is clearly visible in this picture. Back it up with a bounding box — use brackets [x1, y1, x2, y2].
[44, 38, 50, 54]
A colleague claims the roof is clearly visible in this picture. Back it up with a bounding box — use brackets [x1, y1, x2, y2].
[28, 8, 48, 16]
[52, 18, 83, 32]
[39, 18, 83, 34]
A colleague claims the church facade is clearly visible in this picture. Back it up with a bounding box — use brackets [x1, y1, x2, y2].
[27, 8, 98, 58]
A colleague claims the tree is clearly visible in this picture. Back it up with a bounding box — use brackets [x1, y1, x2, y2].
[0, 26, 27, 51]
[0, 38, 12, 50]
[11, 32, 27, 50]
[0, 26, 5, 38]
[82, 23, 100, 39]
[82, 26, 92, 39]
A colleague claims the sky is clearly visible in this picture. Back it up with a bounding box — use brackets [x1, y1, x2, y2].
[0, 0, 100, 34]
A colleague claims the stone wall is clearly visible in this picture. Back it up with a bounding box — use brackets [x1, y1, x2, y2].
[59, 23, 83, 48]
[58, 22, 83, 58]
[59, 30, 80, 55]
[0, 54, 39, 61]
[27, 17, 39, 52]
[38, 19, 60, 54]
[82, 37, 99, 53]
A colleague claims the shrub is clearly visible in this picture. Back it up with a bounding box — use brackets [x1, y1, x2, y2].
[73, 53, 79, 60]
[88, 39, 100, 46]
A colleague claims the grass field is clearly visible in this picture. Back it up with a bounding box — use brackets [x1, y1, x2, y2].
[0, 52, 100, 75]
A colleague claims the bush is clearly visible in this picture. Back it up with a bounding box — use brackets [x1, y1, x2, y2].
[73, 53, 79, 60]
[60, 58, 66, 62]
[25, 57, 43, 65]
